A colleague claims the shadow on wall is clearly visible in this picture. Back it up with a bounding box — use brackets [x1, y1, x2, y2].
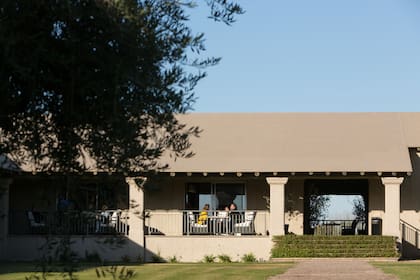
[402, 240, 420, 259]
[3, 235, 162, 264]
[401, 149, 420, 214]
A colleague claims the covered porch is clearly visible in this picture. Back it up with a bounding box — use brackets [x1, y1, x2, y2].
[142, 172, 406, 238]
[0, 171, 416, 262]
[7, 175, 130, 236]
[2, 171, 409, 239]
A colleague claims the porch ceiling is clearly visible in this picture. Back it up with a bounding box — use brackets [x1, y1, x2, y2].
[161, 113, 420, 173]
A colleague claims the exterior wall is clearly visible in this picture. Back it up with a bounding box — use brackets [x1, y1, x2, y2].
[9, 177, 57, 234]
[9, 177, 57, 212]
[401, 150, 420, 227]
[145, 236, 272, 262]
[146, 210, 184, 236]
[145, 177, 184, 210]
[400, 150, 420, 258]
[145, 176, 269, 210]
[246, 178, 269, 210]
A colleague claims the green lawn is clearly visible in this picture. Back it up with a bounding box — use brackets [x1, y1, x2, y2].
[373, 262, 420, 280]
[0, 262, 293, 280]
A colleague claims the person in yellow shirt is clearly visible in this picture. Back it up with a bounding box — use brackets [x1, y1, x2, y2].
[198, 204, 210, 225]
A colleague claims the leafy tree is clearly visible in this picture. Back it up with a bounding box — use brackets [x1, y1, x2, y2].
[0, 0, 243, 173]
[352, 196, 366, 220]
[309, 194, 330, 223]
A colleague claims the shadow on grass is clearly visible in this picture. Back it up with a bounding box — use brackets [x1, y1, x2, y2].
[0, 262, 133, 275]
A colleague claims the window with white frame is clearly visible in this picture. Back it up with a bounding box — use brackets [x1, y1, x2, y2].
[185, 183, 246, 210]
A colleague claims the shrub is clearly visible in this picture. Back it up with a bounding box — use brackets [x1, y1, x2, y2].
[217, 254, 232, 263]
[168, 255, 179, 263]
[121, 255, 131, 263]
[203, 254, 216, 263]
[136, 255, 143, 264]
[84, 250, 102, 263]
[241, 253, 257, 263]
[151, 252, 165, 263]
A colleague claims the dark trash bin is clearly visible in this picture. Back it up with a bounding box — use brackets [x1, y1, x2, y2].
[371, 217, 382, 235]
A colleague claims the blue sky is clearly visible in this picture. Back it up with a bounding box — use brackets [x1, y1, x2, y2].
[189, 0, 420, 112]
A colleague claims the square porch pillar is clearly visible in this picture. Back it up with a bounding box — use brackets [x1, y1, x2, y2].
[381, 177, 404, 238]
[266, 177, 288, 236]
[125, 177, 146, 260]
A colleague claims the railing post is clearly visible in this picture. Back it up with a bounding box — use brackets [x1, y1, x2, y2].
[402, 223, 406, 242]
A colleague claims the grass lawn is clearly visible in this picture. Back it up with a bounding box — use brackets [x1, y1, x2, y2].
[373, 262, 420, 280]
[0, 262, 293, 280]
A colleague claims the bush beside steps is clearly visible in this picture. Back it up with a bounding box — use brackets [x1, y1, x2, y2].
[271, 235, 399, 258]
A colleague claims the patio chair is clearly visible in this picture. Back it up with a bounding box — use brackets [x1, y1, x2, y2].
[215, 210, 229, 234]
[110, 210, 121, 227]
[187, 211, 208, 234]
[95, 210, 113, 233]
[353, 219, 367, 235]
[233, 211, 256, 235]
[27, 210, 46, 233]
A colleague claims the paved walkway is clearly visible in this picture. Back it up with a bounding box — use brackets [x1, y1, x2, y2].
[268, 259, 398, 280]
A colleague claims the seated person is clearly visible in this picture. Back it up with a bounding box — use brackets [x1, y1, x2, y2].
[197, 204, 210, 225]
[32, 210, 42, 224]
[229, 203, 238, 219]
[228, 202, 239, 230]
[216, 206, 230, 233]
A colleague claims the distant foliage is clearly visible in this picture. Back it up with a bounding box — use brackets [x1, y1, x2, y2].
[168, 255, 180, 263]
[151, 252, 165, 263]
[309, 194, 330, 223]
[352, 196, 366, 220]
[217, 254, 232, 263]
[203, 254, 216, 263]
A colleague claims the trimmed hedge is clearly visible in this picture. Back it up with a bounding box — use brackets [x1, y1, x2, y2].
[271, 235, 399, 258]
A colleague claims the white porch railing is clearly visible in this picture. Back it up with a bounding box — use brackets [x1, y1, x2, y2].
[400, 220, 420, 249]
[145, 210, 269, 236]
[10, 209, 129, 236]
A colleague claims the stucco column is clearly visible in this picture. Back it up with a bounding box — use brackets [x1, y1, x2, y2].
[125, 177, 146, 260]
[0, 178, 12, 261]
[266, 177, 288, 236]
[381, 177, 403, 238]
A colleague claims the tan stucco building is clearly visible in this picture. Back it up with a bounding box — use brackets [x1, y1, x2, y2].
[1, 112, 420, 261]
